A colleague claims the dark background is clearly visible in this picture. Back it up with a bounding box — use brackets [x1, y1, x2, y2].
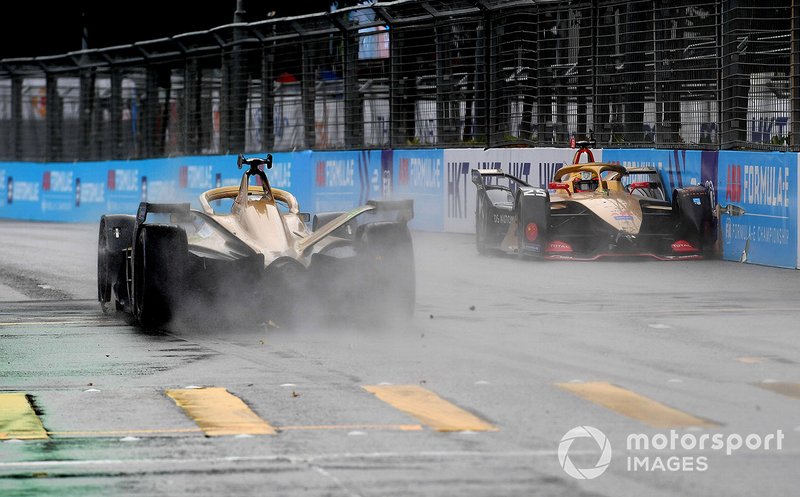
[0, 0, 339, 59]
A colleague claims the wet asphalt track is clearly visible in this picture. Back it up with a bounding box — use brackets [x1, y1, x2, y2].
[1, 219, 799, 496]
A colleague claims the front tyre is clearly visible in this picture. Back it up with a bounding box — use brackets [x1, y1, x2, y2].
[262, 258, 307, 328]
[97, 214, 135, 312]
[673, 186, 714, 253]
[475, 201, 490, 255]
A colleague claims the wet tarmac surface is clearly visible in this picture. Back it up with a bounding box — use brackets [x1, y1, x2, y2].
[1, 220, 799, 496]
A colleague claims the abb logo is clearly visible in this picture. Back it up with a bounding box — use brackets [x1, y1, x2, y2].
[107, 170, 116, 190]
[315, 161, 325, 187]
[42, 171, 51, 191]
[398, 158, 409, 186]
[179, 166, 188, 188]
[725, 164, 742, 203]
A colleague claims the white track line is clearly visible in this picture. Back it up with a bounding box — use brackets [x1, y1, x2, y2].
[0, 450, 591, 470]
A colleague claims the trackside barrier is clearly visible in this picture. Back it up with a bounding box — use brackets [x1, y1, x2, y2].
[716, 151, 798, 269]
[1, 148, 797, 268]
[0, 150, 442, 231]
[605, 149, 799, 269]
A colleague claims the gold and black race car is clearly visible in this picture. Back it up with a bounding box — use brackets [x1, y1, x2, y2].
[472, 142, 715, 260]
[97, 154, 414, 328]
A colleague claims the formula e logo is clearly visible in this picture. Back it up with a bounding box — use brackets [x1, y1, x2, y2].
[725, 164, 742, 203]
[558, 426, 612, 480]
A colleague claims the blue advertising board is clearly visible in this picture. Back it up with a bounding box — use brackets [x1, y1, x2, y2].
[310, 150, 390, 214]
[392, 149, 445, 231]
[716, 151, 798, 268]
[0, 149, 443, 231]
[0, 154, 313, 222]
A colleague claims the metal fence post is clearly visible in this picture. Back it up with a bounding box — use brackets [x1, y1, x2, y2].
[344, 25, 363, 149]
[623, 3, 646, 146]
[182, 58, 197, 155]
[792, 0, 800, 148]
[110, 68, 123, 159]
[220, 49, 232, 154]
[10, 76, 22, 160]
[388, 19, 404, 148]
[230, 27, 248, 153]
[143, 67, 159, 158]
[431, 7, 450, 145]
[376, 9, 396, 148]
[300, 36, 316, 150]
[471, 3, 488, 145]
[720, 0, 747, 149]
[486, 9, 497, 147]
[79, 68, 96, 161]
[45, 73, 62, 162]
[261, 46, 274, 151]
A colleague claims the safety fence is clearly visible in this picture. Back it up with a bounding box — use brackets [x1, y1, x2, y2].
[0, 0, 797, 162]
[1, 147, 797, 268]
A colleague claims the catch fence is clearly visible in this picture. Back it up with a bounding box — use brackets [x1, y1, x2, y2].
[0, 0, 796, 161]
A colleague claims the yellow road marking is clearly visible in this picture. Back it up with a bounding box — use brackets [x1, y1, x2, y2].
[756, 382, 800, 400]
[737, 356, 765, 364]
[48, 428, 203, 437]
[0, 393, 49, 440]
[278, 424, 423, 432]
[166, 387, 276, 436]
[557, 382, 715, 428]
[362, 385, 497, 432]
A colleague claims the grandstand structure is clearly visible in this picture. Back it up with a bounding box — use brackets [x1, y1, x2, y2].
[0, 0, 795, 161]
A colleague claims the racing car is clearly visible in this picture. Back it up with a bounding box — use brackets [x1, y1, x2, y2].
[97, 154, 415, 328]
[472, 141, 714, 260]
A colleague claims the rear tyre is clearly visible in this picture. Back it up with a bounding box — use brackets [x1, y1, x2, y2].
[356, 222, 415, 322]
[132, 224, 188, 329]
[262, 258, 307, 328]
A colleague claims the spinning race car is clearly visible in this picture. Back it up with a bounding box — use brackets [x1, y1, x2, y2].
[472, 141, 714, 260]
[97, 154, 415, 328]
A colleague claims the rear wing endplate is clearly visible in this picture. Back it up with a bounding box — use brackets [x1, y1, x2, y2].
[471, 169, 530, 188]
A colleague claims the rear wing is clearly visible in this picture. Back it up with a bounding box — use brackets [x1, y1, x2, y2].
[471, 169, 530, 188]
[622, 167, 667, 200]
[625, 167, 659, 175]
[623, 167, 663, 185]
[136, 202, 191, 224]
[297, 199, 414, 255]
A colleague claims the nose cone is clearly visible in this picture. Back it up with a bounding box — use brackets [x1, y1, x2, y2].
[594, 195, 643, 234]
[573, 192, 644, 234]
